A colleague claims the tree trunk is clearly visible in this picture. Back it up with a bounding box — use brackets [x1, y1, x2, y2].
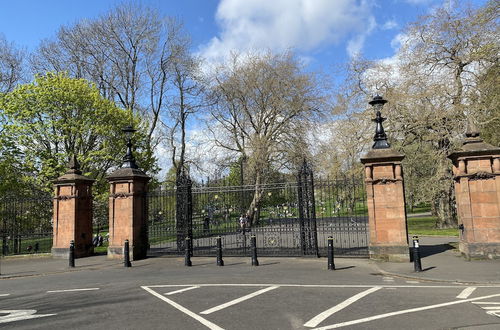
[433, 180, 458, 229]
[247, 171, 263, 226]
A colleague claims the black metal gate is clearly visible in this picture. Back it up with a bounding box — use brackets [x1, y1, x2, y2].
[147, 165, 368, 258]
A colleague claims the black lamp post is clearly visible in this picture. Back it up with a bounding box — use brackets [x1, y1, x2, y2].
[122, 125, 139, 169]
[369, 95, 390, 149]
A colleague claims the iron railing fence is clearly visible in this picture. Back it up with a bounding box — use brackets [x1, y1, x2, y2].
[0, 194, 53, 256]
[146, 175, 368, 257]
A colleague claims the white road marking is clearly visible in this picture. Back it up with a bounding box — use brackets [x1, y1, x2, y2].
[382, 277, 394, 282]
[481, 307, 500, 310]
[457, 287, 476, 299]
[0, 294, 10, 297]
[304, 286, 382, 328]
[165, 286, 200, 296]
[406, 281, 419, 284]
[311, 293, 500, 329]
[0, 310, 56, 324]
[141, 286, 224, 330]
[200, 286, 278, 315]
[46, 288, 100, 293]
[145, 284, 500, 289]
[486, 311, 500, 318]
[473, 302, 500, 305]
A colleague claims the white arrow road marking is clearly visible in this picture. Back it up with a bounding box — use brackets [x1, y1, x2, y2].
[165, 286, 200, 296]
[311, 293, 500, 329]
[141, 286, 224, 330]
[200, 286, 279, 315]
[0, 310, 56, 324]
[457, 287, 476, 299]
[304, 286, 382, 328]
[486, 311, 500, 318]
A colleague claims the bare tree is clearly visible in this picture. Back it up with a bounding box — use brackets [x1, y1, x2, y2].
[334, 1, 499, 227]
[0, 35, 25, 93]
[206, 51, 328, 224]
[29, 4, 196, 160]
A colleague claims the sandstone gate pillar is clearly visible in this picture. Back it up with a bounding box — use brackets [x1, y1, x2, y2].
[360, 96, 409, 262]
[107, 126, 150, 260]
[52, 156, 94, 258]
[448, 129, 500, 259]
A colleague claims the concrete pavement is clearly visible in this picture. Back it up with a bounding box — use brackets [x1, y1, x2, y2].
[1, 236, 499, 284]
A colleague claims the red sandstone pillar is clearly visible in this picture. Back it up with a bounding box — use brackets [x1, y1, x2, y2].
[52, 156, 94, 258]
[448, 131, 500, 259]
[361, 149, 409, 261]
[360, 95, 409, 262]
[107, 167, 150, 260]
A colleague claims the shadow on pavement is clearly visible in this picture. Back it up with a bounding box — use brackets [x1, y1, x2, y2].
[419, 243, 455, 258]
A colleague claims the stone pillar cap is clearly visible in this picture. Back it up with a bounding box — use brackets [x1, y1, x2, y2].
[448, 133, 500, 162]
[107, 167, 150, 181]
[361, 148, 405, 164]
[53, 155, 95, 184]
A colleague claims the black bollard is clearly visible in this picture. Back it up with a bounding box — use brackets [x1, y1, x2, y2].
[251, 235, 259, 266]
[124, 239, 132, 267]
[69, 240, 75, 268]
[327, 236, 335, 270]
[185, 237, 192, 267]
[216, 236, 224, 266]
[412, 236, 422, 272]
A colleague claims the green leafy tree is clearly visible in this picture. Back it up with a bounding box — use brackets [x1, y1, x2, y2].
[0, 72, 156, 196]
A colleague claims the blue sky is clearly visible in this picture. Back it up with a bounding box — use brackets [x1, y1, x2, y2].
[0, 0, 488, 75]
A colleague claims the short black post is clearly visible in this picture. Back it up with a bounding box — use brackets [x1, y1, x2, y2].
[185, 237, 192, 267]
[124, 239, 132, 267]
[412, 236, 422, 272]
[69, 240, 75, 268]
[327, 236, 335, 270]
[216, 236, 224, 266]
[251, 235, 259, 266]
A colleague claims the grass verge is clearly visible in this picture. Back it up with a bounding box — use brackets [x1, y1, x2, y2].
[408, 216, 458, 237]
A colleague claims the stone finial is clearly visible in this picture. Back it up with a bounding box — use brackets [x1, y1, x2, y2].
[67, 155, 82, 175]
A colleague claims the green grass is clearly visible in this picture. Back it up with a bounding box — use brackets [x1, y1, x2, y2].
[407, 216, 458, 236]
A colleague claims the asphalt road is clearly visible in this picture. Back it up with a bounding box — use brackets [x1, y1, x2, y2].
[1, 256, 500, 330]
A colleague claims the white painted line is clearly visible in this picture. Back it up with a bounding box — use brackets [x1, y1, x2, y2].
[46, 288, 100, 293]
[311, 293, 500, 330]
[145, 284, 500, 289]
[481, 307, 500, 310]
[165, 286, 200, 296]
[472, 302, 500, 305]
[457, 287, 476, 299]
[0, 294, 10, 297]
[141, 286, 223, 330]
[0, 310, 56, 324]
[200, 286, 278, 315]
[304, 287, 382, 328]
[406, 281, 419, 284]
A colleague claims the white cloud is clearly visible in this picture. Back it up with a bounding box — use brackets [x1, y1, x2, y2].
[199, 0, 376, 63]
[346, 15, 376, 57]
[390, 32, 408, 51]
[382, 19, 398, 30]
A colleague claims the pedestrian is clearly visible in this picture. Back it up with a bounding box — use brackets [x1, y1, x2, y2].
[97, 234, 103, 247]
[92, 234, 99, 247]
[239, 214, 246, 232]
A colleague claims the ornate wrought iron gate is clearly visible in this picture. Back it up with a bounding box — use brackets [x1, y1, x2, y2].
[147, 164, 368, 258]
[297, 161, 319, 256]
